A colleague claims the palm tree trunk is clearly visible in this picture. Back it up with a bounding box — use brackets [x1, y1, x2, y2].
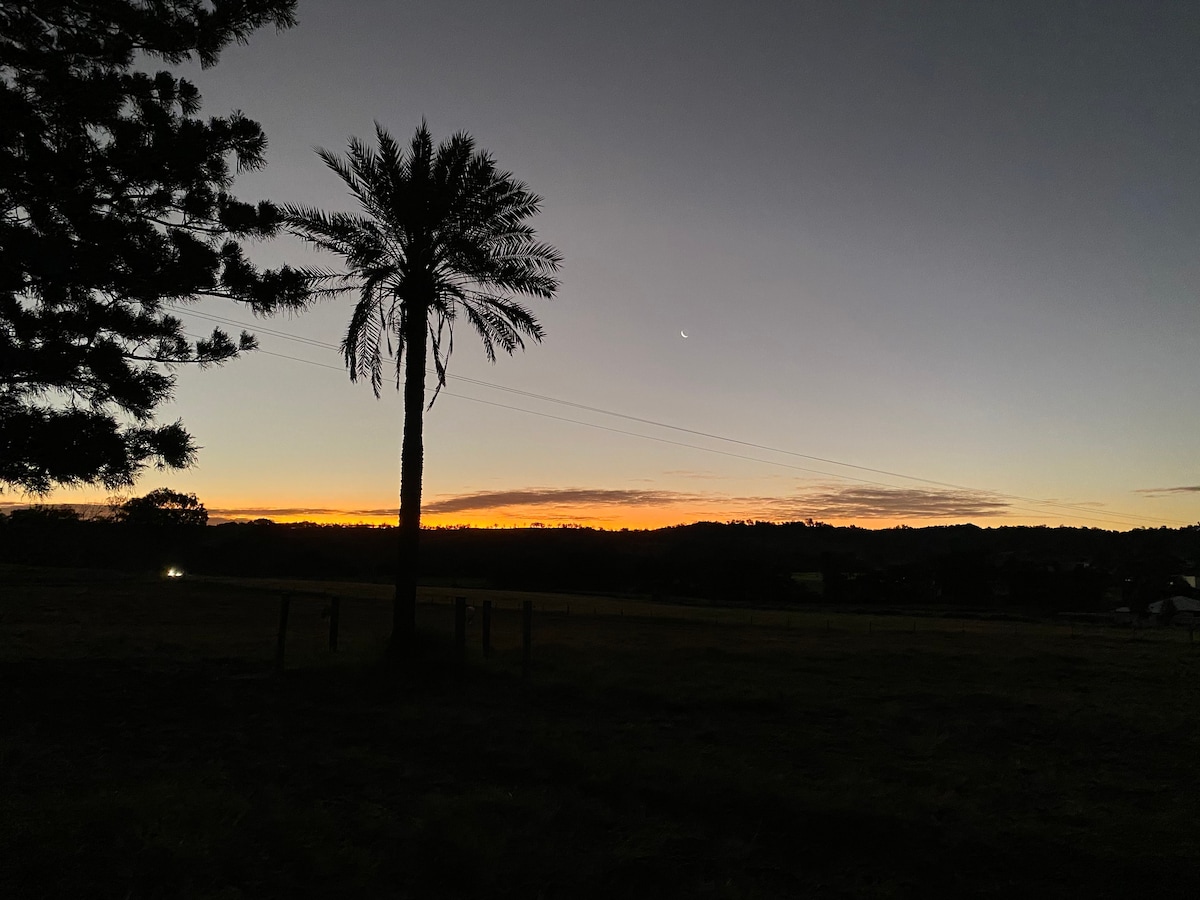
[392, 302, 428, 655]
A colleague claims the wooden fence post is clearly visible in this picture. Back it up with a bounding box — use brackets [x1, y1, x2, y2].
[328, 594, 340, 652]
[275, 592, 291, 673]
[482, 600, 493, 658]
[455, 597, 467, 676]
[522, 600, 533, 678]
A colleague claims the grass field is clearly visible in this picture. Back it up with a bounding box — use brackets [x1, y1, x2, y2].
[3, 564, 1199, 898]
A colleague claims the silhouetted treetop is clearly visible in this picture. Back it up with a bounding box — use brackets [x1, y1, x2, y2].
[0, 0, 308, 493]
[115, 487, 208, 528]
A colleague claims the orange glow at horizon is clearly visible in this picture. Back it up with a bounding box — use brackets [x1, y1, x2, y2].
[211, 507, 728, 529]
[9, 494, 1158, 532]
[208, 505, 1005, 531]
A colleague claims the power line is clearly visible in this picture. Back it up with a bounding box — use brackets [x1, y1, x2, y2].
[427, 373, 1183, 527]
[173, 308, 1189, 529]
[430, 394, 1178, 529]
[170, 304, 1177, 524]
[205, 334, 1177, 528]
[177, 312, 1180, 532]
[170, 304, 340, 352]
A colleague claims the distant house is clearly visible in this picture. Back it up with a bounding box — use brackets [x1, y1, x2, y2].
[1111, 595, 1200, 626]
[1147, 596, 1200, 615]
[1147, 595, 1200, 625]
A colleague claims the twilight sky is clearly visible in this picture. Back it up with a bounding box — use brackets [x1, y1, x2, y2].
[30, 0, 1200, 529]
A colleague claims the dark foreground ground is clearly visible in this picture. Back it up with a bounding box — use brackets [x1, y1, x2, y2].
[2, 565, 1199, 898]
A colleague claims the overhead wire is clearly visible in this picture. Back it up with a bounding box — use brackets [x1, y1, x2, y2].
[173, 306, 1189, 529]
[176, 306, 1187, 529]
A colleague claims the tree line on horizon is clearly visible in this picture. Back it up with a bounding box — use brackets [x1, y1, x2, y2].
[0, 0, 560, 659]
[4, 510, 1198, 616]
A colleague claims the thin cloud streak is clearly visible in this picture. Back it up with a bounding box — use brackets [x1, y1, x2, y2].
[423, 488, 708, 515]
[1135, 486, 1200, 496]
[753, 486, 1011, 520]
[422, 485, 1012, 521]
[207, 506, 354, 518]
[0, 500, 109, 515]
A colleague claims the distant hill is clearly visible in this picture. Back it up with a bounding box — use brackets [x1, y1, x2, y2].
[4, 515, 1197, 614]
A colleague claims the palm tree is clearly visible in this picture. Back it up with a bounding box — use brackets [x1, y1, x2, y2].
[284, 123, 561, 655]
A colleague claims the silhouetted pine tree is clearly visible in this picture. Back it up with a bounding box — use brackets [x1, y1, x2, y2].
[284, 123, 561, 654]
[0, 0, 309, 493]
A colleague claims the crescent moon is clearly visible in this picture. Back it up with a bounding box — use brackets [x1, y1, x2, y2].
[680, 330, 688, 338]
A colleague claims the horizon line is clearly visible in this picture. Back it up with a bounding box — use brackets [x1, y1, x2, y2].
[1, 503, 1179, 533]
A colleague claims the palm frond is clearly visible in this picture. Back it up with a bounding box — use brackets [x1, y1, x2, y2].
[285, 121, 561, 407]
[342, 289, 383, 395]
[458, 302, 499, 364]
[426, 308, 457, 408]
